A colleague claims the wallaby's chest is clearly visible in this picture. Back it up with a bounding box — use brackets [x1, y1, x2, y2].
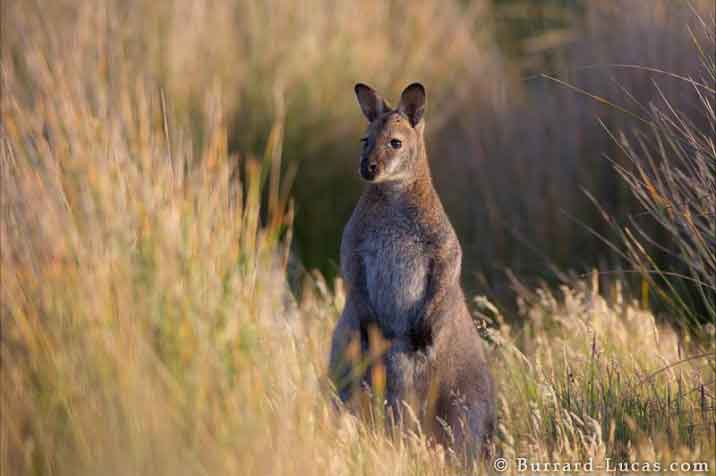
[357, 216, 429, 336]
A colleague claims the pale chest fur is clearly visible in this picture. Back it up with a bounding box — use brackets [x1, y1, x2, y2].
[352, 211, 431, 337]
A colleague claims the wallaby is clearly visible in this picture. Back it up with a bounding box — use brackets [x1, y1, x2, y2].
[329, 82, 496, 460]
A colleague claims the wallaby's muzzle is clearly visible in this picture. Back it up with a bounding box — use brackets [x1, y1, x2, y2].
[360, 157, 379, 181]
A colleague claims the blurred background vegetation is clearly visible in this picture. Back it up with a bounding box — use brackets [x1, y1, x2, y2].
[8, 0, 711, 314]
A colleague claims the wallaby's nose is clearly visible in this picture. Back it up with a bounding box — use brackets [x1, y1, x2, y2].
[360, 158, 379, 181]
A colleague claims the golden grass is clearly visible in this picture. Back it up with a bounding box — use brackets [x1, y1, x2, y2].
[487, 278, 715, 472]
[1, 1, 715, 475]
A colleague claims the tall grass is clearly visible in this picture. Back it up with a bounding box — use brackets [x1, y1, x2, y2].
[487, 276, 715, 469]
[1, 1, 715, 475]
[436, 0, 715, 301]
[1, 30, 297, 472]
[6, 0, 503, 279]
[6, 0, 712, 307]
[597, 19, 715, 325]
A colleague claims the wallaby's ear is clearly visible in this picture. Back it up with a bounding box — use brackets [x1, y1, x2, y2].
[398, 83, 426, 127]
[355, 83, 389, 122]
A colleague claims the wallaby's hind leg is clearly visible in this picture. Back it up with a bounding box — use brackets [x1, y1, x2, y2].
[329, 298, 366, 403]
[437, 365, 496, 463]
[382, 339, 413, 430]
[443, 399, 495, 464]
[383, 340, 434, 437]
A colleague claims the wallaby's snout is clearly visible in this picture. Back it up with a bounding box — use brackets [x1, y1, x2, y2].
[354, 83, 426, 183]
[359, 156, 379, 181]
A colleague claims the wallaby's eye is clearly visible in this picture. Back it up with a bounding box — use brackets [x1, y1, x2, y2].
[390, 138, 402, 149]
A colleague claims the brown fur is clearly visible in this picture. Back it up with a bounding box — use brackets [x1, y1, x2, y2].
[329, 83, 496, 460]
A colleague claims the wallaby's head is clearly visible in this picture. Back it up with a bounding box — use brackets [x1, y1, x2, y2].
[354, 83, 426, 183]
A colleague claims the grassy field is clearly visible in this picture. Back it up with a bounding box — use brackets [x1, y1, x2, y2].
[1, 0, 715, 474]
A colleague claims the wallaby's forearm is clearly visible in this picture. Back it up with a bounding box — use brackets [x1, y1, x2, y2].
[346, 253, 377, 321]
[415, 243, 461, 329]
